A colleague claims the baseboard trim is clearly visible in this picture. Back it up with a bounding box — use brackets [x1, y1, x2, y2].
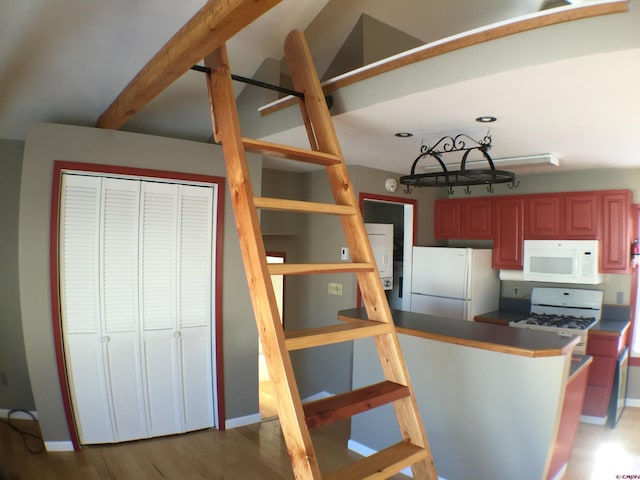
[626, 399, 640, 407]
[225, 413, 261, 429]
[44, 441, 74, 452]
[302, 391, 333, 402]
[580, 414, 608, 425]
[0, 409, 38, 420]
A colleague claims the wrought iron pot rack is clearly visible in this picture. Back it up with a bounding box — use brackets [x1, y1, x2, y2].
[399, 133, 518, 195]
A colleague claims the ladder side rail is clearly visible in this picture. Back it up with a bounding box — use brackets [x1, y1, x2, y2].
[283, 30, 438, 480]
[204, 46, 322, 480]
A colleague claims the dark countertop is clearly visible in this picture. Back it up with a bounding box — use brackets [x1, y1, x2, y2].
[338, 307, 578, 358]
[569, 354, 593, 380]
[474, 309, 631, 336]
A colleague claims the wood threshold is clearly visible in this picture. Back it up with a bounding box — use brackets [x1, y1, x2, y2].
[259, 1, 628, 116]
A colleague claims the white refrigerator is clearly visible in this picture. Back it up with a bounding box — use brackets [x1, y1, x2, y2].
[410, 247, 499, 321]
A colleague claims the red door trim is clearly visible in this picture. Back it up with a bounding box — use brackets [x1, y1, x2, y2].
[357, 193, 418, 308]
[50, 161, 227, 449]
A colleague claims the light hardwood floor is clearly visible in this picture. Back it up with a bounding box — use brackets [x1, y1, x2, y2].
[2, 407, 639, 479]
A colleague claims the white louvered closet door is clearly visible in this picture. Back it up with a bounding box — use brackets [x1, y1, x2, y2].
[60, 174, 215, 445]
[177, 184, 214, 431]
[100, 178, 147, 442]
[139, 182, 215, 436]
[59, 174, 114, 444]
[139, 181, 182, 437]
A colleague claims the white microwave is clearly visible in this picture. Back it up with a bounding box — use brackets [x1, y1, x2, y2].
[523, 240, 602, 284]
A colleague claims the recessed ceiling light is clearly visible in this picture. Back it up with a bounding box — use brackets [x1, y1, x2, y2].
[395, 132, 413, 138]
[475, 116, 497, 123]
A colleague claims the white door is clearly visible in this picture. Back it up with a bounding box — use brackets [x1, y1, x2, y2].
[140, 182, 214, 435]
[59, 173, 215, 445]
[100, 178, 147, 441]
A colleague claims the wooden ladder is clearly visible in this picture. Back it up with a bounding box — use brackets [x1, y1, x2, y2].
[204, 30, 437, 480]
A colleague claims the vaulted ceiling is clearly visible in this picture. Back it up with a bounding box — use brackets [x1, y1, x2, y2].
[1, 0, 639, 178]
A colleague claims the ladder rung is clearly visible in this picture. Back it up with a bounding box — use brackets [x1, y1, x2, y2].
[303, 381, 410, 429]
[268, 262, 374, 276]
[242, 137, 342, 166]
[254, 197, 357, 216]
[285, 321, 393, 351]
[324, 441, 429, 480]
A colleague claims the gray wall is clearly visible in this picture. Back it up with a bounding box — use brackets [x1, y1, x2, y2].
[260, 164, 437, 398]
[0, 139, 35, 411]
[19, 123, 261, 443]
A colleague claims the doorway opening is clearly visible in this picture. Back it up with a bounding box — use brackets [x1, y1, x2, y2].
[260, 252, 285, 420]
[360, 193, 416, 311]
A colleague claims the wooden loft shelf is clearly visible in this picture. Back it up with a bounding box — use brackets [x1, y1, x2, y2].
[259, 0, 628, 117]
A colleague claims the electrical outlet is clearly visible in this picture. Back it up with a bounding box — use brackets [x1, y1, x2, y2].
[328, 282, 343, 295]
[616, 291, 624, 304]
[513, 287, 519, 297]
[0, 372, 8, 387]
[340, 247, 349, 261]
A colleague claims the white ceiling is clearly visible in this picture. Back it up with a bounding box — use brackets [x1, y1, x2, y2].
[1, 0, 639, 179]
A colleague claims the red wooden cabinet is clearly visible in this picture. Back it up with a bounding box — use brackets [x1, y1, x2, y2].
[599, 190, 631, 273]
[461, 198, 493, 239]
[434, 199, 461, 239]
[525, 194, 561, 238]
[492, 197, 524, 270]
[563, 192, 599, 238]
[582, 329, 627, 418]
[435, 198, 493, 239]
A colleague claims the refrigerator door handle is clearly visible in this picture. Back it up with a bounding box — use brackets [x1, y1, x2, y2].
[463, 253, 471, 299]
[463, 301, 470, 321]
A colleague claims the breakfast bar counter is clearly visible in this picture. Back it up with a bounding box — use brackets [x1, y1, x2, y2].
[341, 307, 580, 480]
[339, 307, 578, 357]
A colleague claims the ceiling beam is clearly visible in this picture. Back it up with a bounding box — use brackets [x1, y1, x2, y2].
[96, 0, 281, 130]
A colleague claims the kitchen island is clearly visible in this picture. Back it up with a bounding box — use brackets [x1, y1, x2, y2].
[339, 308, 582, 480]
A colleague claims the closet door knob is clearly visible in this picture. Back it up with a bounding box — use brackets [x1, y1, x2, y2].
[100, 336, 110, 343]
[173, 331, 181, 338]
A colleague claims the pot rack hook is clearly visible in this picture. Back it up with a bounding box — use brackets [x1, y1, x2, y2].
[487, 184, 495, 194]
[448, 186, 455, 196]
[403, 184, 413, 194]
[507, 179, 521, 189]
[464, 185, 472, 195]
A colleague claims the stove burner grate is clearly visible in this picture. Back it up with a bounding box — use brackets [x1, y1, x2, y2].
[514, 313, 597, 330]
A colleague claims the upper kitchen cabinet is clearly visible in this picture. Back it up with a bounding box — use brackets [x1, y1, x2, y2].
[434, 198, 492, 239]
[525, 192, 599, 239]
[599, 190, 631, 273]
[434, 199, 461, 238]
[564, 192, 599, 238]
[493, 197, 524, 270]
[525, 194, 561, 238]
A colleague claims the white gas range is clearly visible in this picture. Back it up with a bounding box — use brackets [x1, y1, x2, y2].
[510, 287, 603, 355]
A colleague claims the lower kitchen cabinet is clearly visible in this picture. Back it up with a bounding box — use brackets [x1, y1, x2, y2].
[547, 356, 591, 480]
[581, 327, 629, 420]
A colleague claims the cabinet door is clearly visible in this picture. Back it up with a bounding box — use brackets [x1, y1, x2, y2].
[462, 198, 493, 239]
[600, 190, 631, 273]
[525, 195, 561, 239]
[493, 197, 524, 270]
[563, 193, 599, 238]
[434, 199, 461, 238]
